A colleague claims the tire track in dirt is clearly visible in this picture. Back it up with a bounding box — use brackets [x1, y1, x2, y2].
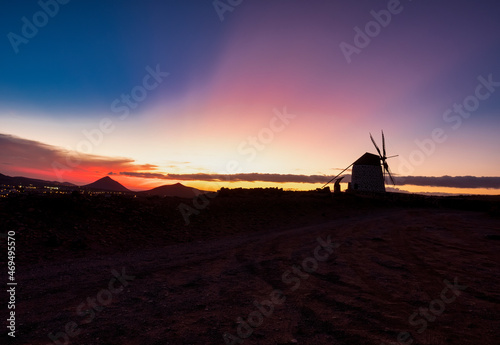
[332, 211, 414, 304]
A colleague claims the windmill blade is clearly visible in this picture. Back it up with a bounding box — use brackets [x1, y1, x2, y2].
[386, 164, 396, 186]
[381, 130, 386, 158]
[386, 155, 399, 159]
[370, 132, 382, 158]
[322, 163, 353, 188]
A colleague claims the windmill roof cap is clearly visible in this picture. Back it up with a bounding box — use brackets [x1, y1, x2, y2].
[353, 152, 380, 166]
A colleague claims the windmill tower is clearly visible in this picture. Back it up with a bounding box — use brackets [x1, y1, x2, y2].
[351, 152, 385, 192]
[323, 130, 397, 193]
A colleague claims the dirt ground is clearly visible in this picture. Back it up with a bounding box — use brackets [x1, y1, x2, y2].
[1, 193, 499, 344]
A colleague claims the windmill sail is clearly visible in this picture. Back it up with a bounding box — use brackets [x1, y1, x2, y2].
[370, 130, 397, 186]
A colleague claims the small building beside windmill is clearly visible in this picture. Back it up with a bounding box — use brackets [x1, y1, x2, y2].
[350, 152, 385, 192]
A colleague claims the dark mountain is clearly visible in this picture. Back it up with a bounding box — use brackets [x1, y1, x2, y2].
[0, 172, 76, 188]
[1, 173, 204, 196]
[82, 176, 130, 192]
[141, 183, 206, 198]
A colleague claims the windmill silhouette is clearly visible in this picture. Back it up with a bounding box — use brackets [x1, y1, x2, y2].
[323, 130, 398, 192]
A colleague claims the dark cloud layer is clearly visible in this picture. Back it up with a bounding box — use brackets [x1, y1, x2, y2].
[116, 172, 331, 184]
[0, 133, 155, 178]
[397, 176, 500, 189]
[116, 172, 500, 189]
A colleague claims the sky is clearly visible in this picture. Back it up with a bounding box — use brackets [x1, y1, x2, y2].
[0, 0, 499, 194]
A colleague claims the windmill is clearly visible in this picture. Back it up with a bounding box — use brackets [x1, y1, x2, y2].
[323, 130, 398, 192]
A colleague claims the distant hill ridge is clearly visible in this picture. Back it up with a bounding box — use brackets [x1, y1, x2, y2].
[140, 182, 204, 198]
[0, 172, 76, 188]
